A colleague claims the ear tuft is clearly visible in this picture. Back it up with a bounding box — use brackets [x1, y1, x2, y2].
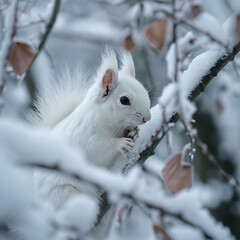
[119, 50, 135, 77]
[97, 47, 118, 98]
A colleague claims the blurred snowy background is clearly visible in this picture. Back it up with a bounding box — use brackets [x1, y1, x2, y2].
[0, 0, 240, 240]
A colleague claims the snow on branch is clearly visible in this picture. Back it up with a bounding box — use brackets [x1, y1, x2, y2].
[96, 41, 240, 234]
[138, 40, 240, 165]
[96, 19, 240, 233]
[0, 119, 234, 240]
[1, 1, 239, 239]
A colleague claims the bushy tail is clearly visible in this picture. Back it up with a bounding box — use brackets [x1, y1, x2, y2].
[27, 67, 91, 128]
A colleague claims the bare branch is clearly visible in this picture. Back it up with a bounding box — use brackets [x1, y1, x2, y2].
[24, 0, 61, 96]
[196, 137, 239, 186]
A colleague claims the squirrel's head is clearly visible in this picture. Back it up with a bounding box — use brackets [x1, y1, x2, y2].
[91, 49, 151, 130]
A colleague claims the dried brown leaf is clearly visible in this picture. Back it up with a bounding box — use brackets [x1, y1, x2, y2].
[191, 4, 202, 19]
[8, 41, 36, 75]
[235, 14, 240, 40]
[117, 204, 128, 224]
[123, 35, 136, 52]
[153, 225, 172, 240]
[162, 153, 192, 194]
[144, 19, 168, 51]
[215, 99, 225, 114]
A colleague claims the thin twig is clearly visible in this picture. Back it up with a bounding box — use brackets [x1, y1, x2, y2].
[44, 48, 55, 70]
[231, 60, 240, 80]
[155, 8, 228, 50]
[196, 137, 239, 186]
[24, 0, 61, 97]
[142, 46, 156, 90]
[121, 193, 212, 239]
[171, 0, 195, 163]
[159, 102, 172, 154]
[17, 19, 45, 28]
[0, 0, 18, 98]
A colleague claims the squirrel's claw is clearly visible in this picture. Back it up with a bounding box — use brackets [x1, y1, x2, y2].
[119, 137, 135, 158]
[127, 126, 139, 142]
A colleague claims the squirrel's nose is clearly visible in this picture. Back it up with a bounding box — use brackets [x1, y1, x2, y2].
[142, 111, 151, 123]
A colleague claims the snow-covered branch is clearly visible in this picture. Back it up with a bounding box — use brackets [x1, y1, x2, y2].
[138, 40, 240, 165]
[97, 30, 240, 235]
[1, 1, 240, 240]
[0, 119, 234, 240]
[24, 0, 61, 95]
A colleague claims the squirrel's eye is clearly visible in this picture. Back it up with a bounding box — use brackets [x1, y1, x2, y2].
[120, 96, 130, 105]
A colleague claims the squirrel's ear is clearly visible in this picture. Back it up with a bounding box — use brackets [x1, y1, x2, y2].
[119, 50, 135, 78]
[97, 48, 118, 98]
[102, 69, 117, 97]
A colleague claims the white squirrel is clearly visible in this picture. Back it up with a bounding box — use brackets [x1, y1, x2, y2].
[31, 49, 151, 235]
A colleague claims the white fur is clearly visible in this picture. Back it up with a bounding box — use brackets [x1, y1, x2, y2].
[119, 50, 135, 77]
[27, 67, 90, 128]
[31, 49, 151, 237]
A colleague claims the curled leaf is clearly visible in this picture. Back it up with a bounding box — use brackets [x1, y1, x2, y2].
[8, 41, 36, 75]
[190, 4, 202, 19]
[235, 14, 240, 40]
[144, 19, 168, 51]
[162, 153, 192, 194]
[117, 204, 128, 224]
[123, 34, 136, 52]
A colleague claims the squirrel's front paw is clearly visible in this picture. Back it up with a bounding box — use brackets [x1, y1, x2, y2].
[125, 126, 139, 142]
[119, 137, 135, 157]
[127, 126, 139, 142]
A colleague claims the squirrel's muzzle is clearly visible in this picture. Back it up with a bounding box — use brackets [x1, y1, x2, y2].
[142, 111, 151, 123]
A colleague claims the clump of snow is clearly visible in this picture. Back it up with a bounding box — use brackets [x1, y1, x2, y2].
[107, 206, 156, 240]
[169, 224, 204, 240]
[57, 194, 98, 237]
[223, 13, 240, 49]
[0, 159, 31, 223]
[191, 12, 227, 45]
[2, 79, 30, 118]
